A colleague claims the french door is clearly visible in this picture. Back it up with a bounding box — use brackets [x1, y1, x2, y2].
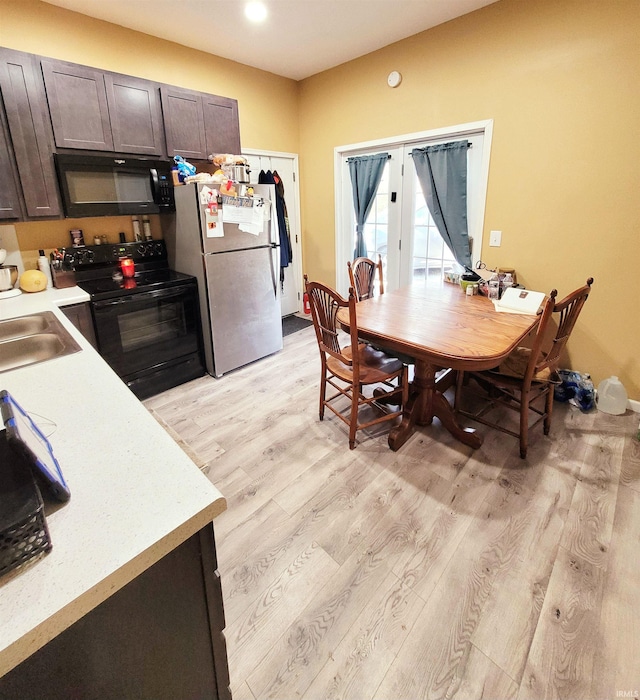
[335, 121, 492, 296]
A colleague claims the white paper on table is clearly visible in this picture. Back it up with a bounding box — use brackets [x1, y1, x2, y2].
[494, 287, 546, 314]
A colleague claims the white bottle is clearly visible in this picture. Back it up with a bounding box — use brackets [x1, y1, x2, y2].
[142, 216, 152, 241]
[132, 217, 143, 242]
[597, 376, 628, 415]
[37, 249, 53, 289]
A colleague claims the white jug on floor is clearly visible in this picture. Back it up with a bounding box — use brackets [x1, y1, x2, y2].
[597, 376, 628, 415]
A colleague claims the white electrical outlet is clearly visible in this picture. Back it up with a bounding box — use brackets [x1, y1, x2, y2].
[489, 230, 502, 247]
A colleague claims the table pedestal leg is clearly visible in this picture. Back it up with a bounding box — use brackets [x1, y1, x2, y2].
[388, 363, 482, 451]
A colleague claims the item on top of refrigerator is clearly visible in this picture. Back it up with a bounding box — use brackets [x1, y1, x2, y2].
[208, 153, 247, 167]
[184, 172, 221, 185]
[173, 155, 196, 181]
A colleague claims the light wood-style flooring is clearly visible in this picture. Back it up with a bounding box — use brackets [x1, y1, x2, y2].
[145, 326, 640, 700]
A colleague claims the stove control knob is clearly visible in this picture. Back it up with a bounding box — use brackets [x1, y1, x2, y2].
[154, 242, 163, 255]
[86, 250, 95, 263]
[137, 244, 145, 256]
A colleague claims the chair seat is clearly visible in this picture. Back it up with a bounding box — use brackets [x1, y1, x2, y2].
[487, 346, 561, 384]
[327, 343, 403, 384]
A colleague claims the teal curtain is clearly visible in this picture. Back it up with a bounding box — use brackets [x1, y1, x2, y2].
[347, 153, 388, 259]
[411, 141, 472, 269]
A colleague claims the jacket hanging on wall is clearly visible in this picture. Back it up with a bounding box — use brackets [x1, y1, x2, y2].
[259, 169, 292, 285]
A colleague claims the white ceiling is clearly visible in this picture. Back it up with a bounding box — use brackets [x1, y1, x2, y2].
[41, 0, 499, 81]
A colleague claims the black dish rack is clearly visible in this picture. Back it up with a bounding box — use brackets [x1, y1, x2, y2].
[0, 431, 51, 577]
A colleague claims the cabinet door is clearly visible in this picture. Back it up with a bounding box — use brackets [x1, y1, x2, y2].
[0, 106, 22, 219]
[0, 49, 61, 218]
[203, 94, 241, 156]
[42, 59, 114, 151]
[60, 302, 97, 349]
[160, 85, 206, 159]
[105, 74, 164, 155]
[0, 526, 231, 700]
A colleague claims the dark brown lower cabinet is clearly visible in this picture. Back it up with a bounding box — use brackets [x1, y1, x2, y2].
[60, 302, 97, 349]
[0, 525, 231, 700]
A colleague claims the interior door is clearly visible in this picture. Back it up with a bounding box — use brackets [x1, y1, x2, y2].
[243, 151, 302, 317]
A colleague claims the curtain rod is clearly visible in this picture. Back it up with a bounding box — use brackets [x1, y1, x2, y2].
[409, 143, 472, 156]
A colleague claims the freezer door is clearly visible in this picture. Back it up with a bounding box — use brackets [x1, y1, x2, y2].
[205, 246, 282, 376]
[199, 183, 277, 254]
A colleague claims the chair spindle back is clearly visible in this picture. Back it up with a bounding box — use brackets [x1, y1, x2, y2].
[347, 255, 384, 301]
[529, 278, 594, 381]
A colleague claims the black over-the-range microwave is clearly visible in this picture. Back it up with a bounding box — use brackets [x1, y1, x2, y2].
[54, 153, 175, 218]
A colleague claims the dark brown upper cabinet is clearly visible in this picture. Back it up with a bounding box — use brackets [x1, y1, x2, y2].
[0, 106, 23, 220]
[161, 86, 207, 159]
[42, 59, 114, 151]
[0, 49, 61, 218]
[41, 60, 165, 156]
[162, 86, 240, 160]
[104, 74, 164, 156]
[203, 94, 241, 156]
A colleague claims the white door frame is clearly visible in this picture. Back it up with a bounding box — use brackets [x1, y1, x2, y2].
[334, 119, 494, 295]
[242, 148, 303, 315]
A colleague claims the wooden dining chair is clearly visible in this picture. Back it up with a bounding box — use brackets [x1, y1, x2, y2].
[347, 255, 384, 301]
[454, 277, 594, 458]
[304, 275, 408, 449]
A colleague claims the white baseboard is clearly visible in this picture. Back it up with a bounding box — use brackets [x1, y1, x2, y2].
[628, 398, 640, 413]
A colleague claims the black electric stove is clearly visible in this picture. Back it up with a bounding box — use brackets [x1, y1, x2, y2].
[59, 240, 205, 399]
[77, 267, 196, 300]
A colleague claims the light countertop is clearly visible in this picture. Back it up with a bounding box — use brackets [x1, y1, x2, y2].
[0, 288, 226, 677]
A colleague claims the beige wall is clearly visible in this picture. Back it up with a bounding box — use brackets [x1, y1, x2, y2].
[1, 0, 639, 397]
[298, 0, 640, 398]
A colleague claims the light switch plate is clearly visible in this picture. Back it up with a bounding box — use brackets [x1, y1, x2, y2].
[489, 230, 502, 247]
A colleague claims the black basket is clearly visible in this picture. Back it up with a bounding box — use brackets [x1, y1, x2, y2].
[0, 431, 52, 577]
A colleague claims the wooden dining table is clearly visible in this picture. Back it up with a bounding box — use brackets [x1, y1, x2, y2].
[336, 282, 541, 451]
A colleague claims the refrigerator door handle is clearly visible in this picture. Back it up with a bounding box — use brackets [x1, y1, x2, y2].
[269, 244, 279, 298]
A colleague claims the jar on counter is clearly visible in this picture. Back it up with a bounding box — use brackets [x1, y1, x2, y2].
[488, 274, 500, 301]
[132, 217, 142, 242]
[142, 216, 152, 241]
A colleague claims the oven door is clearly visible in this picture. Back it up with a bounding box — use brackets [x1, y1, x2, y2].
[91, 284, 202, 380]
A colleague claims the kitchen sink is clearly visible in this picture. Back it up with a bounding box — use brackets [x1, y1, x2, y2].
[0, 311, 82, 373]
[0, 314, 51, 342]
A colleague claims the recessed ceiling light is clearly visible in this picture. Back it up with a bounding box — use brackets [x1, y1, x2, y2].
[245, 1, 268, 22]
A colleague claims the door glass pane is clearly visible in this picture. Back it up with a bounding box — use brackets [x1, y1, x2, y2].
[355, 163, 389, 292]
[412, 180, 455, 286]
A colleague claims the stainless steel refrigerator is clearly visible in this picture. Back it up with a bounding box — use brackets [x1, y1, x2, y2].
[164, 182, 282, 377]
